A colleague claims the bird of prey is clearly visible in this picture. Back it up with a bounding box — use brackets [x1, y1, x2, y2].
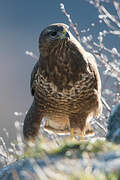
[23, 23, 102, 142]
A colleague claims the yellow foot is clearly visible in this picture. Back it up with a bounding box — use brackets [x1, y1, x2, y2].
[70, 128, 74, 138]
[69, 128, 76, 141]
[70, 128, 86, 141]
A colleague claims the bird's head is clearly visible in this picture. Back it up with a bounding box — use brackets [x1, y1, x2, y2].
[39, 23, 70, 57]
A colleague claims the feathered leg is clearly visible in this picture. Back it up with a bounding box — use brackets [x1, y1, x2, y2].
[69, 113, 88, 138]
[23, 100, 43, 143]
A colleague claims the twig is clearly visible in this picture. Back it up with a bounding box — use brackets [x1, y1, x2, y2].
[60, 3, 81, 42]
[25, 51, 38, 60]
[113, 0, 120, 19]
[93, 120, 107, 134]
[99, 5, 120, 28]
[0, 137, 9, 160]
[0, 153, 8, 160]
[101, 96, 111, 112]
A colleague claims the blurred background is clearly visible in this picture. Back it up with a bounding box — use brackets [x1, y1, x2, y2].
[0, 0, 119, 142]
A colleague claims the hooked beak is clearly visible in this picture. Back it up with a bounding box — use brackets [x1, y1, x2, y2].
[59, 29, 70, 39]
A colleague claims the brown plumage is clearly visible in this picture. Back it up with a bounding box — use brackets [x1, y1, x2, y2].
[23, 23, 102, 142]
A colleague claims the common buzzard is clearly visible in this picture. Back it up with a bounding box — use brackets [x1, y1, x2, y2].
[23, 23, 102, 142]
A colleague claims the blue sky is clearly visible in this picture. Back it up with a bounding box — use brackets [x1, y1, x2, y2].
[0, 0, 119, 140]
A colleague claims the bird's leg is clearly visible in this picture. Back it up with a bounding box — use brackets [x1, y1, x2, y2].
[70, 128, 74, 139]
[70, 128, 78, 141]
[85, 122, 94, 136]
[69, 113, 87, 140]
[23, 100, 43, 144]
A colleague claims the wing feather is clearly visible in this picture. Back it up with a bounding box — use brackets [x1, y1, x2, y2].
[85, 52, 101, 94]
[30, 61, 40, 96]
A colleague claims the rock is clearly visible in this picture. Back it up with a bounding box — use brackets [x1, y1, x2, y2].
[0, 145, 120, 180]
[106, 103, 120, 143]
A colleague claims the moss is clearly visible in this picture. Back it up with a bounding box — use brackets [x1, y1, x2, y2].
[49, 139, 120, 158]
[21, 137, 120, 160]
[2, 137, 120, 180]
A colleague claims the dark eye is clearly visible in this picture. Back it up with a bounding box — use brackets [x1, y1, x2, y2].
[49, 31, 57, 36]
